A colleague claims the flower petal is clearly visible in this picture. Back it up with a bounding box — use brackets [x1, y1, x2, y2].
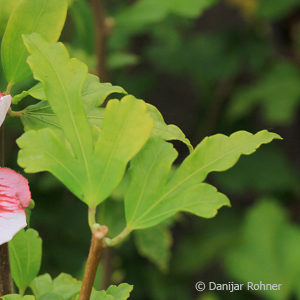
[0, 168, 31, 208]
[0, 94, 12, 127]
[0, 209, 27, 244]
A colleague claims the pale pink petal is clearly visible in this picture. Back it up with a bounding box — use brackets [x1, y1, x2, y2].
[0, 168, 31, 245]
[0, 168, 31, 208]
[0, 209, 27, 244]
[0, 94, 11, 127]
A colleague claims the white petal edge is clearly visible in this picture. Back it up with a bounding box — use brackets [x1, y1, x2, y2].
[0, 209, 27, 245]
[0, 95, 12, 127]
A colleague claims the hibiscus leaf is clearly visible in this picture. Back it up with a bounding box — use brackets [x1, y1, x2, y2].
[125, 130, 280, 230]
[18, 34, 153, 207]
[8, 229, 42, 293]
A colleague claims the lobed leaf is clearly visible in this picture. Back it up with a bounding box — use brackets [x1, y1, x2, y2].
[125, 130, 280, 229]
[18, 34, 154, 207]
[90, 284, 133, 300]
[30, 273, 81, 300]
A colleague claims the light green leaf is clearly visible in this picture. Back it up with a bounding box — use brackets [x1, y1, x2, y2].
[125, 137, 178, 228]
[19, 94, 190, 153]
[106, 284, 133, 299]
[1, 0, 68, 84]
[21, 101, 61, 131]
[82, 74, 126, 109]
[14, 73, 126, 105]
[18, 128, 85, 199]
[19, 74, 125, 130]
[90, 291, 113, 300]
[125, 130, 280, 229]
[52, 273, 81, 300]
[18, 32, 153, 207]
[135, 222, 172, 271]
[30, 273, 81, 300]
[30, 274, 52, 298]
[1, 295, 35, 300]
[92, 95, 153, 205]
[8, 229, 42, 292]
[24, 33, 94, 160]
[39, 293, 64, 300]
[90, 284, 133, 300]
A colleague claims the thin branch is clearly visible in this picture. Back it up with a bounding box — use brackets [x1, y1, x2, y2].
[79, 225, 108, 300]
[0, 244, 13, 296]
[105, 227, 131, 247]
[90, 0, 110, 81]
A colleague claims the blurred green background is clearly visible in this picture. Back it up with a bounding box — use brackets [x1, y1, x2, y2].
[2, 0, 300, 299]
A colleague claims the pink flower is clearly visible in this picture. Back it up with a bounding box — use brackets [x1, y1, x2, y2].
[0, 92, 12, 127]
[0, 168, 31, 245]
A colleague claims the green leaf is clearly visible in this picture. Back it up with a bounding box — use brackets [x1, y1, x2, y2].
[52, 273, 81, 300]
[21, 101, 61, 131]
[30, 273, 81, 300]
[81, 74, 126, 109]
[8, 229, 42, 292]
[1, 295, 35, 300]
[18, 128, 85, 199]
[1, 0, 68, 84]
[106, 284, 133, 299]
[225, 200, 300, 300]
[0, 0, 19, 37]
[38, 294, 64, 300]
[125, 130, 280, 229]
[90, 284, 133, 300]
[24, 33, 94, 160]
[92, 95, 153, 205]
[19, 90, 190, 153]
[135, 222, 172, 271]
[19, 74, 126, 131]
[18, 32, 153, 207]
[30, 274, 52, 298]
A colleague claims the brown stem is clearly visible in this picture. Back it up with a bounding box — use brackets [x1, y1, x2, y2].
[90, 0, 109, 81]
[79, 225, 108, 300]
[0, 244, 13, 296]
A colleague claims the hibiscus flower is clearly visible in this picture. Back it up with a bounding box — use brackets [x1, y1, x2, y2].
[0, 92, 11, 127]
[0, 168, 31, 245]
